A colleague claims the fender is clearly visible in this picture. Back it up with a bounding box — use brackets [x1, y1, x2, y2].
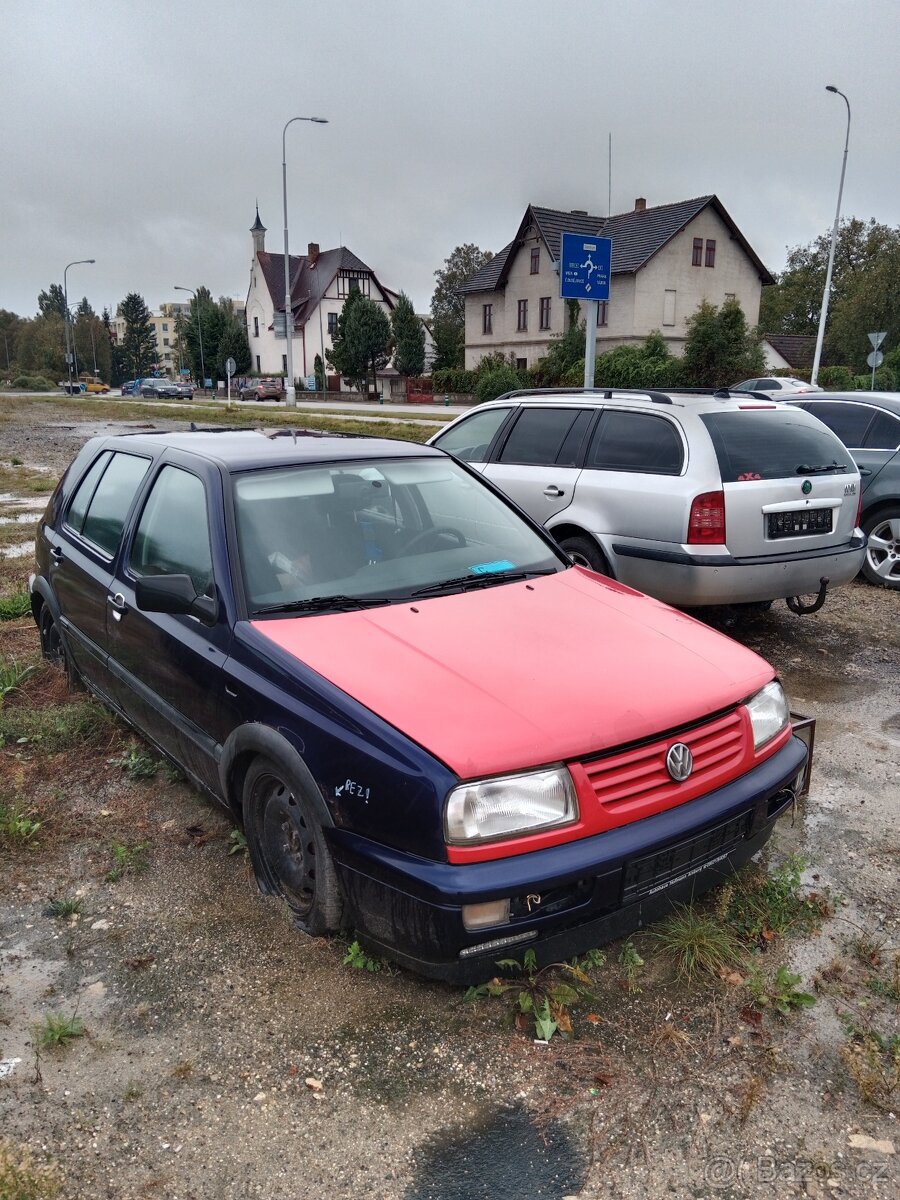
[217, 722, 335, 828]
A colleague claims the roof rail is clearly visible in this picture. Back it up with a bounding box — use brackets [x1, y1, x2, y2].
[495, 387, 676, 406]
[711, 389, 775, 402]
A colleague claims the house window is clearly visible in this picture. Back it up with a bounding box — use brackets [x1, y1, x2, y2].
[328, 312, 338, 336]
[663, 290, 676, 326]
[516, 358, 527, 370]
[337, 273, 370, 298]
[162, 323, 169, 332]
[705, 239, 716, 268]
[530, 247, 540, 274]
[282, 354, 287, 373]
[482, 304, 493, 335]
[163, 338, 169, 347]
[724, 293, 735, 303]
[253, 316, 259, 337]
[597, 301, 609, 327]
[539, 297, 551, 330]
[255, 355, 260, 372]
[517, 299, 528, 332]
[692, 237, 703, 267]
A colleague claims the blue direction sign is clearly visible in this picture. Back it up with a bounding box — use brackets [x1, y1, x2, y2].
[559, 232, 612, 301]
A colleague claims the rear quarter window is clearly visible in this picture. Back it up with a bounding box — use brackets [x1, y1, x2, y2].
[700, 411, 852, 482]
[864, 410, 900, 450]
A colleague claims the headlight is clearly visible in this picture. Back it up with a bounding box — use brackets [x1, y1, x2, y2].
[445, 766, 578, 845]
[746, 680, 790, 750]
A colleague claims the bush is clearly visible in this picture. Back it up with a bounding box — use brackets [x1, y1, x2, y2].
[474, 364, 522, 405]
[10, 375, 54, 391]
[818, 365, 856, 390]
[432, 367, 476, 394]
[854, 366, 896, 392]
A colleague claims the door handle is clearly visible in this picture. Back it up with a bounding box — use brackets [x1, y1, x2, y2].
[107, 592, 127, 622]
[50, 546, 64, 562]
[543, 485, 565, 498]
[858, 468, 872, 477]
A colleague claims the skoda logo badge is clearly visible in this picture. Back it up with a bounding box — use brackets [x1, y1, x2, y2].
[666, 742, 693, 782]
[802, 479, 812, 495]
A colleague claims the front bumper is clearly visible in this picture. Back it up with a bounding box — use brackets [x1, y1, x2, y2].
[328, 734, 808, 984]
[611, 536, 866, 606]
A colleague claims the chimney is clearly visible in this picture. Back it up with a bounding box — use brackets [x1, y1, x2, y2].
[634, 197, 647, 212]
[307, 242, 320, 265]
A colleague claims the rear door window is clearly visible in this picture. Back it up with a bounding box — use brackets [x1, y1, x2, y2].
[700, 411, 852, 481]
[78, 452, 151, 555]
[66, 451, 112, 534]
[497, 408, 581, 465]
[804, 401, 874, 448]
[586, 411, 684, 474]
[863, 410, 900, 451]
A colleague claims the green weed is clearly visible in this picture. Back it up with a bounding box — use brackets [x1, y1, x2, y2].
[0, 797, 42, 847]
[0, 699, 113, 751]
[650, 905, 744, 981]
[343, 939, 386, 973]
[227, 829, 249, 857]
[45, 896, 83, 919]
[723, 855, 828, 943]
[33, 1012, 86, 1050]
[0, 658, 37, 701]
[110, 744, 159, 779]
[105, 840, 148, 883]
[465, 947, 597, 1041]
[841, 1026, 900, 1110]
[0, 590, 31, 620]
[0, 1138, 61, 1198]
[747, 964, 816, 1016]
[619, 940, 645, 992]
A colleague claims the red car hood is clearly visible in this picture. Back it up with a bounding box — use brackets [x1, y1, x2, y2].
[252, 568, 774, 779]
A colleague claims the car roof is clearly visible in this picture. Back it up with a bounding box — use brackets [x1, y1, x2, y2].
[476, 387, 785, 414]
[798, 391, 900, 417]
[92, 428, 444, 471]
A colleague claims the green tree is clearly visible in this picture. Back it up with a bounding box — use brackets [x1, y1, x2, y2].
[0, 310, 26, 374]
[530, 300, 585, 385]
[103, 308, 125, 386]
[178, 288, 227, 383]
[390, 292, 425, 380]
[681, 298, 765, 388]
[15, 314, 66, 379]
[326, 288, 392, 395]
[37, 284, 67, 319]
[118, 292, 158, 378]
[430, 244, 493, 372]
[314, 353, 326, 392]
[216, 318, 251, 379]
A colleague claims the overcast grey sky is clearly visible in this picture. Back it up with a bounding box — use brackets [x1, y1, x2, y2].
[2, 0, 898, 320]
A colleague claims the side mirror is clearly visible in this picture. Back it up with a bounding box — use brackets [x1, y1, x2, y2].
[135, 574, 218, 623]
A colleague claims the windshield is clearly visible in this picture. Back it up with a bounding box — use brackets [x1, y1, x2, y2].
[233, 456, 564, 613]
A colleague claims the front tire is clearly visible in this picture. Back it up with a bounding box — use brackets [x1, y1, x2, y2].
[558, 534, 608, 575]
[861, 507, 900, 589]
[242, 757, 343, 936]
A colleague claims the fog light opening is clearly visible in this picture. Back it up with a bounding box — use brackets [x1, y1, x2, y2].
[462, 898, 511, 931]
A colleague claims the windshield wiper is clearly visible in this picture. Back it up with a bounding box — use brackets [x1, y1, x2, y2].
[253, 594, 394, 616]
[795, 462, 847, 474]
[409, 568, 558, 598]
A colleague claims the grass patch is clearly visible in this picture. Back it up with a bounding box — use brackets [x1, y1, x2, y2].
[840, 1026, 900, 1110]
[45, 896, 83, 918]
[0, 797, 42, 847]
[33, 1011, 86, 1050]
[718, 855, 829, 944]
[650, 905, 744, 981]
[0, 590, 31, 620]
[0, 1139, 61, 1199]
[0, 697, 114, 751]
[0, 658, 38, 701]
[110, 743, 160, 779]
[746, 964, 816, 1016]
[105, 840, 149, 883]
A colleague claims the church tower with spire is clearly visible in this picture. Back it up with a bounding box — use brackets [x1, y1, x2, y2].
[250, 205, 266, 256]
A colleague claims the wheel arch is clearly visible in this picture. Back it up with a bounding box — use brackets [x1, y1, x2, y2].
[218, 723, 334, 829]
[860, 496, 900, 528]
[545, 521, 615, 575]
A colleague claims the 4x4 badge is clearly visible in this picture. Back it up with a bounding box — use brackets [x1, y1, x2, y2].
[801, 479, 812, 495]
[666, 743, 693, 782]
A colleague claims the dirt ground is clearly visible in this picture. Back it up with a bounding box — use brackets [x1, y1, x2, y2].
[0, 398, 897, 1199]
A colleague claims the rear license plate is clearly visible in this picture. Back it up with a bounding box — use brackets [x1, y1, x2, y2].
[767, 507, 833, 539]
[622, 812, 749, 902]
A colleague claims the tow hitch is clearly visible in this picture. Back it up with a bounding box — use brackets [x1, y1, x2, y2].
[786, 576, 829, 615]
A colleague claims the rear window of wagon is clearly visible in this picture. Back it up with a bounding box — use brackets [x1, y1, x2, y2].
[700, 411, 853, 482]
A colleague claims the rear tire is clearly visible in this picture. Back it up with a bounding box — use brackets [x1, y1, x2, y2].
[861, 507, 900, 589]
[39, 607, 83, 690]
[242, 757, 343, 937]
[558, 534, 608, 575]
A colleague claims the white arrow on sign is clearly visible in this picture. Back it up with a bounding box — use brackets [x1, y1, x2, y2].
[868, 331, 887, 349]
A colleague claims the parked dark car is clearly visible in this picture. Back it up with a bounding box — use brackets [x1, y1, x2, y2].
[240, 378, 284, 402]
[170, 381, 196, 399]
[120, 381, 138, 396]
[29, 429, 811, 981]
[785, 392, 900, 589]
[140, 378, 179, 398]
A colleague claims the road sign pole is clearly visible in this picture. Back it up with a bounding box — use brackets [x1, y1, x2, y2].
[583, 301, 598, 390]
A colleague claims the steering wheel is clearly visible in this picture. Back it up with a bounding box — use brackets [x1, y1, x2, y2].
[404, 526, 466, 553]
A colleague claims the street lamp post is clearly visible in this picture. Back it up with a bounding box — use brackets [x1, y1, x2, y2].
[811, 85, 851, 387]
[174, 286, 206, 393]
[282, 115, 328, 407]
[63, 259, 95, 393]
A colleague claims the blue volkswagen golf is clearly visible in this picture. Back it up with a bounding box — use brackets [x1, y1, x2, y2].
[30, 428, 810, 982]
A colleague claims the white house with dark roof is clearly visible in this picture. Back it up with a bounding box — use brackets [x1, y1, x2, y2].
[461, 196, 774, 370]
[244, 208, 408, 391]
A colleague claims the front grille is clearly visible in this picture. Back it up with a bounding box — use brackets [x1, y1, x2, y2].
[621, 812, 750, 902]
[578, 709, 747, 825]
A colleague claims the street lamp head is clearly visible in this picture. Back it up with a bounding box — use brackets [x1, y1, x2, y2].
[86, 258, 96, 264]
[826, 84, 838, 93]
[310, 117, 328, 123]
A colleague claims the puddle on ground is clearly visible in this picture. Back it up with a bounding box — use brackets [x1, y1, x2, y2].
[0, 512, 43, 525]
[779, 667, 871, 705]
[47, 421, 158, 438]
[1, 541, 34, 559]
[404, 1104, 585, 1200]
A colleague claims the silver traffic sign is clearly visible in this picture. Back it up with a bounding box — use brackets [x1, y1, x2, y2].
[868, 331, 887, 350]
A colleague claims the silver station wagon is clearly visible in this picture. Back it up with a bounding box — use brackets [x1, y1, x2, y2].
[429, 389, 866, 612]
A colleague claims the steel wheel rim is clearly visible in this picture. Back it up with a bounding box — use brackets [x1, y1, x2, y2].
[258, 776, 316, 914]
[568, 550, 594, 569]
[865, 516, 900, 583]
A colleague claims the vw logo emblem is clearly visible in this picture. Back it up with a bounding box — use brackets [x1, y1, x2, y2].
[666, 742, 693, 782]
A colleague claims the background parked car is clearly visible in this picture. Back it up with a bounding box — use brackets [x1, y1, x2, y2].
[80, 377, 110, 394]
[731, 376, 822, 397]
[120, 381, 137, 396]
[170, 381, 195, 398]
[785, 391, 900, 589]
[428, 388, 864, 611]
[58, 381, 86, 394]
[240, 378, 284, 401]
[140, 378, 179, 398]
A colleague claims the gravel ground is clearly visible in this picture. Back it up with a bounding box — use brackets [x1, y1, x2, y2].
[0, 401, 897, 1199]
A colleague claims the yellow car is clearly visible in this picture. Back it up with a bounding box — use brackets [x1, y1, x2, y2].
[80, 377, 110, 394]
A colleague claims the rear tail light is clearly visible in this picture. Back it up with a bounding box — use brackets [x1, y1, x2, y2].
[688, 490, 726, 544]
